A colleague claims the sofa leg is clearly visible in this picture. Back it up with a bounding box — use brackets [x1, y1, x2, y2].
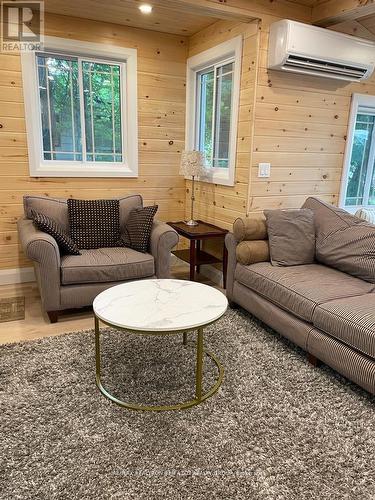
[47, 311, 59, 323]
[307, 353, 320, 367]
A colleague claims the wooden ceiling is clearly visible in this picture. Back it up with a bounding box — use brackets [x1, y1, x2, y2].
[42, 0, 375, 39]
[43, 0, 221, 36]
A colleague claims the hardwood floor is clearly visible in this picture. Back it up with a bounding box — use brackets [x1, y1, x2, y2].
[0, 265, 220, 345]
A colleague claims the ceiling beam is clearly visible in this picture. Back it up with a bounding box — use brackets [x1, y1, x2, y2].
[329, 19, 375, 40]
[312, 0, 375, 27]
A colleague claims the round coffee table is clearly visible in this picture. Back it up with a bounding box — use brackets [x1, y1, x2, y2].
[93, 279, 228, 411]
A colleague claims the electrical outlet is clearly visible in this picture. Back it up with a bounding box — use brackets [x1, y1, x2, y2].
[258, 163, 271, 178]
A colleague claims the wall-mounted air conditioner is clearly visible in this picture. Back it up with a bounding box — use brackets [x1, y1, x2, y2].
[268, 19, 375, 82]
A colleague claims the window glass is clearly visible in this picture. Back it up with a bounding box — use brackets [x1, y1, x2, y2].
[197, 61, 234, 169]
[82, 61, 122, 163]
[214, 62, 233, 168]
[37, 54, 81, 161]
[198, 68, 214, 162]
[37, 53, 122, 164]
[345, 113, 375, 207]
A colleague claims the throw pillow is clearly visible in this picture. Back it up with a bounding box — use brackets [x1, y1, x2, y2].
[68, 199, 121, 250]
[264, 209, 315, 266]
[122, 205, 158, 253]
[32, 210, 80, 255]
[303, 197, 375, 283]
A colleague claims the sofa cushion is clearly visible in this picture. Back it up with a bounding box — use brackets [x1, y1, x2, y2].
[235, 262, 374, 323]
[302, 197, 375, 283]
[264, 208, 315, 266]
[61, 247, 154, 285]
[313, 295, 375, 359]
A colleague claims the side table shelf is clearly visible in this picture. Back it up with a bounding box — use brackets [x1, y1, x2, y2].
[167, 220, 228, 288]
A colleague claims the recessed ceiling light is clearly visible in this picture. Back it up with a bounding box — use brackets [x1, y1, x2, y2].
[139, 4, 152, 14]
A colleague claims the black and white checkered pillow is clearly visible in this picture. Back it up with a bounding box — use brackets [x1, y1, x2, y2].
[32, 210, 80, 255]
[67, 199, 121, 250]
[122, 205, 158, 253]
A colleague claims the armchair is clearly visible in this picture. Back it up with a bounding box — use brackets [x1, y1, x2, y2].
[18, 194, 178, 323]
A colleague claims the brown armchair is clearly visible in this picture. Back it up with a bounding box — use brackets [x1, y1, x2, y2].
[18, 194, 179, 323]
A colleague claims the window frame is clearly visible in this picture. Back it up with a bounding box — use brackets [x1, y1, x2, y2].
[340, 93, 375, 211]
[185, 36, 242, 187]
[21, 36, 138, 177]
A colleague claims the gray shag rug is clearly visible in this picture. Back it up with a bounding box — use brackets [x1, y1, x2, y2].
[1, 309, 374, 500]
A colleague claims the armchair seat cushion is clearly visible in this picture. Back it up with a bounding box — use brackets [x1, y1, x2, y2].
[61, 247, 154, 285]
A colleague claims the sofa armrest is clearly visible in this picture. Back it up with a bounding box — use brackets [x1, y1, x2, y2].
[150, 221, 179, 278]
[17, 217, 61, 312]
[225, 233, 238, 301]
[18, 218, 60, 266]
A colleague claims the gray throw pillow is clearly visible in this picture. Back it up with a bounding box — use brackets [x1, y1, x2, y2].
[264, 209, 315, 266]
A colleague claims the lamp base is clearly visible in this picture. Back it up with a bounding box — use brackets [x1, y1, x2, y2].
[184, 219, 199, 227]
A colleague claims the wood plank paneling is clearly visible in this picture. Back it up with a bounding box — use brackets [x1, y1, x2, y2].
[185, 19, 259, 230]
[248, 15, 375, 214]
[0, 13, 187, 270]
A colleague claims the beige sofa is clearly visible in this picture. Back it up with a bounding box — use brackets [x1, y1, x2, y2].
[226, 197, 375, 394]
[18, 194, 178, 323]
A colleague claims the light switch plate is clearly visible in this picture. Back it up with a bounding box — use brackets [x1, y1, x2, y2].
[258, 163, 271, 178]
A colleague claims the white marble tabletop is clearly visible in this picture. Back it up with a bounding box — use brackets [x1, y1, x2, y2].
[93, 279, 228, 332]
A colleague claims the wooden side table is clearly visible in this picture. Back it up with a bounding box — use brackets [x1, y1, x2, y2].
[167, 220, 228, 288]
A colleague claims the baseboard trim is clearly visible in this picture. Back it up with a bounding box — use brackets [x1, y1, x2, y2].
[199, 265, 223, 287]
[0, 267, 36, 285]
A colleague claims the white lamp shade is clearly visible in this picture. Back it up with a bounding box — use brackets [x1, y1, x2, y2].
[180, 150, 206, 177]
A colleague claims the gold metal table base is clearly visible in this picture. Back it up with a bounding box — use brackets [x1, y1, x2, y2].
[94, 315, 224, 411]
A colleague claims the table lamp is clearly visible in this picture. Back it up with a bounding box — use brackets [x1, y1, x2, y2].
[180, 150, 206, 226]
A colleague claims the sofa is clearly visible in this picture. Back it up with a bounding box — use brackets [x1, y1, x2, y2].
[225, 197, 375, 394]
[18, 194, 179, 323]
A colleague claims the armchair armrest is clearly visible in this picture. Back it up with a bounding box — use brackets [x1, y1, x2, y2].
[17, 217, 61, 312]
[150, 221, 179, 278]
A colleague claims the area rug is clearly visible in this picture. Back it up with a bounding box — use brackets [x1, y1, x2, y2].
[1, 309, 374, 500]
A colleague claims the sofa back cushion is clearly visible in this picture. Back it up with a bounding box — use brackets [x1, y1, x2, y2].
[302, 197, 375, 283]
[23, 194, 143, 235]
[24, 196, 69, 232]
[118, 194, 143, 229]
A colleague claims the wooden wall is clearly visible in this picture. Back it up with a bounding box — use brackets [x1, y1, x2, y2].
[0, 13, 187, 270]
[250, 14, 375, 213]
[186, 13, 375, 230]
[185, 19, 259, 231]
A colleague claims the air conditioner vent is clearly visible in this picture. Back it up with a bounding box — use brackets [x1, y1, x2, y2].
[284, 54, 367, 80]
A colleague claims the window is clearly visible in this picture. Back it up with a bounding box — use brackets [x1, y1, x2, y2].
[21, 36, 138, 177]
[186, 37, 242, 186]
[340, 94, 375, 210]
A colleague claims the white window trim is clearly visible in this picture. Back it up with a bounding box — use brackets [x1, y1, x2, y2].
[185, 36, 242, 187]
[21, 36, 138, 177]
[340, 92, 375, 212]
